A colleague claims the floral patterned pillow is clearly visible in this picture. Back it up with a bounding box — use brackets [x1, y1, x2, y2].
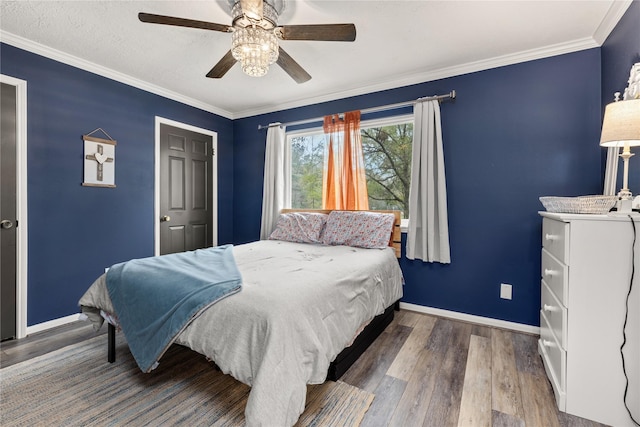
[321, 211, 395, 249]
[268, 212, 328, 244]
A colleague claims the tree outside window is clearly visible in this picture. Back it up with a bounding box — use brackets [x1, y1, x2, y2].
[289, 118, 413, 218]
[291, 133, 325, 209]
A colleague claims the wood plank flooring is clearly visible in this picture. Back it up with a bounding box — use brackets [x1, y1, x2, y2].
[340, 310, 608, 427]
[0, 309, 608, 426]
[0, 320, 106, 367]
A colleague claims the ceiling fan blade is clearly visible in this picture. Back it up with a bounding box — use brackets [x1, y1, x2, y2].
[138, 12, 231, 33]
[240, 0, 263, 21]
[276, 47, 311, 84]
[277, 24, 356, 42]
[206, 51, 237, 79]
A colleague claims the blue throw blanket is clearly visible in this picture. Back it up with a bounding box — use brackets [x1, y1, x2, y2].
[106, 245, 242, 372]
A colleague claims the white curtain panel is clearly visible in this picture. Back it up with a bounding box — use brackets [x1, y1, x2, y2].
[260, 125, 290, 240]
[406, 100, 451, 263]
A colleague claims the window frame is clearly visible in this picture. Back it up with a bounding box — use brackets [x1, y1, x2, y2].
[286, 113, 414, 232]
[285, 114, 413, 139]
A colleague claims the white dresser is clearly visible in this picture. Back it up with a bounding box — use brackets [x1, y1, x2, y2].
[539, 212, 640, 426]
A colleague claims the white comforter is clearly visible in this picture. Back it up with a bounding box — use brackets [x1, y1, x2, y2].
[79, 240, 403, 426]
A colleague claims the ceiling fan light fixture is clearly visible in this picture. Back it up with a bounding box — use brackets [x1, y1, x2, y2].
[231, 26, 279, 77]
[138, 0, 352, 83]
[230, 0, 282, 29]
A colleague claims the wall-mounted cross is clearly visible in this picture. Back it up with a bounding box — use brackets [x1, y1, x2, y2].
[85, 144, 114, 181]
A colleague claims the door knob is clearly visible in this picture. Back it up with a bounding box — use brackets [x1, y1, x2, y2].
[0, 220, 13, 229]
[160, 215, 171, 222]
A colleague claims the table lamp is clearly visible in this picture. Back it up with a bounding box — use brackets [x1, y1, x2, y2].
[600, 99, 640, 213]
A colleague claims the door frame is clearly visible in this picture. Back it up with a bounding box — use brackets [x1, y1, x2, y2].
[154, 117, 218, 256]
[1, 74, 28, 339]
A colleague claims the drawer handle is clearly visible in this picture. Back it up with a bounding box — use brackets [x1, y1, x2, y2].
[545, 233, 559, 242]
[543, 304, 558, 313]
[544, 269, 556, 277]
[542, 339, 555, 348]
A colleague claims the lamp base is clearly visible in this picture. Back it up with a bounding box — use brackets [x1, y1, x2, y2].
[611, 198, 633, 214]
[617, 188, 633, 200]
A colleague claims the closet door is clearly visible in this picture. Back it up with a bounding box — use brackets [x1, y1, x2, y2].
[1, 82, 17, 341]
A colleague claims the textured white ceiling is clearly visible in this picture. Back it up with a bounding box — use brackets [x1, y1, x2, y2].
[0, 1, 632, 119]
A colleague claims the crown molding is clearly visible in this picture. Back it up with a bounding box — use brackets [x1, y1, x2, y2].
[1, 7, 623, 122]
[593, 0, 633, 45]
[0, 31, 234, 119]
[234, 37, 600, 119]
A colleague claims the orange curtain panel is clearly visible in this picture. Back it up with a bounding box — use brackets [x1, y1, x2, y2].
[322, 111, 369, 210]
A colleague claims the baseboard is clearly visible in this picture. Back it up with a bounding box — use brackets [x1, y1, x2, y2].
[24, 304, 539, 337]
[400, 302, 540, 335]
[26, 313, 81, 335]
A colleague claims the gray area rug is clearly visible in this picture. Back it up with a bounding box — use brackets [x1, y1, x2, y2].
[0, 334, 374, 426]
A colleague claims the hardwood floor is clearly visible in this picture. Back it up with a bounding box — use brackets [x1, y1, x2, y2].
[0, 320, 106, 368]
[341, 310, 608, 427]
[0, 310, 608, 427]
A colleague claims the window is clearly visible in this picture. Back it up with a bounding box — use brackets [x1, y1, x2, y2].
[288, 115, 413, 218]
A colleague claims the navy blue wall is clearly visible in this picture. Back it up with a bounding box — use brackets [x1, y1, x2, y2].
[601, 0, 640, 189]
[2, 1, 637, 328]
[233, 49, 603, 326]
[0, 43, 234, 325]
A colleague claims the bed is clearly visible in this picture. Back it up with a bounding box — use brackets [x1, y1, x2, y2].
[79, 209, 404, 427]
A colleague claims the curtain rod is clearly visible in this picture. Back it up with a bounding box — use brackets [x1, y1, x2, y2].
[257, 90, 456, 130]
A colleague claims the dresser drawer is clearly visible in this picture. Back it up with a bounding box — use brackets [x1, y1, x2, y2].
[541, 279, 567, 348]
[539, 310, 566, 407]
[542, 218, 569, 263]
[538, 338, 566, 410]
[541, 249, 568, 305]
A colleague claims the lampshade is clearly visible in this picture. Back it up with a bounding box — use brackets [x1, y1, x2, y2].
[600, 99, 640, 147]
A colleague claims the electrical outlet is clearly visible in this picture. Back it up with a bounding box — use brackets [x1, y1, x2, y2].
[500, 283, 512, 300]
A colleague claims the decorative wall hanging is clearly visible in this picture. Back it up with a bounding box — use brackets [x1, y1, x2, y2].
[82, 128, 116, 188]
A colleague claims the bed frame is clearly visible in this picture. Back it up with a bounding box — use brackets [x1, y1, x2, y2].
[327, 299, 400, 381]
[106, 299, 400, 380]
[107, 209, 402, 381]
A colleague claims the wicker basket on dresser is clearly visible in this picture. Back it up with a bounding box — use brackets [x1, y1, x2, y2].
[538, 212, 640, 426]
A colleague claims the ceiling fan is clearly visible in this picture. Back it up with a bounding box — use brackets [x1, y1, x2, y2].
[138, 0, 356, 84]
